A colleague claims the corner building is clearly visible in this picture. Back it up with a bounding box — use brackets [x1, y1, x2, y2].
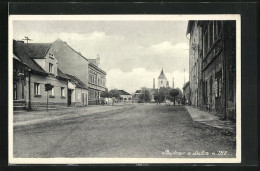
[187, 20, 236, 120]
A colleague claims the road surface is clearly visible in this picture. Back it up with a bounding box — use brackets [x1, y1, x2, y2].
[13, 104, 236, 158]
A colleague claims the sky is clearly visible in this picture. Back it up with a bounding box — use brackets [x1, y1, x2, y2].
[13, 19, 189, 94]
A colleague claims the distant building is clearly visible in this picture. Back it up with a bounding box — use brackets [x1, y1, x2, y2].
[158, 68, 169, 89]
[117, 90, 132, 102]
[183, 81, 190, 105]
[133, 90, 142, 102]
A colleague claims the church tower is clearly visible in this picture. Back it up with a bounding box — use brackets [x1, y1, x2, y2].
[158, 68, 169, 89]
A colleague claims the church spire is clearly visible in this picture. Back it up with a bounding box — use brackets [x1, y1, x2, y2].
[158, 68, 167, 80]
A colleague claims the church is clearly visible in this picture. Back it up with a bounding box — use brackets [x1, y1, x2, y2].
[157, 68, 170, 89]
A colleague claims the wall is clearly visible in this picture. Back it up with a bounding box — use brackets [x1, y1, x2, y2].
[30, 74, 68, 109]
[75, 88, 88, 106]
[51, 40, 89, 86]
[158, 79, 168, 88]
[189, 21, 200, 107]
[120, 95, 132, 101]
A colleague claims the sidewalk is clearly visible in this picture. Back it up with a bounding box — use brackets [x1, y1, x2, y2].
[185, 106, 236, 135]
[13, 104, 135, 127]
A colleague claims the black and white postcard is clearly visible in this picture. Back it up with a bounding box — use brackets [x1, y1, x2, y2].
[9, 15, 241, 164]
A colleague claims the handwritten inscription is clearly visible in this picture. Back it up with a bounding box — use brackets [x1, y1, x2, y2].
[162, 150, 228, 156]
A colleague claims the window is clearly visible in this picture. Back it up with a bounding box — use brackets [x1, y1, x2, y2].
[34, 83, 40, 96]
[49, 63, 53, 73]
[215, 71, 222, 98]
[208, 22, 213, 48]
[209, 77, 213, 103]
[217, 21, 222, 38]
[22, 81, 24, 99]
[13, 83, 17, 100]
[203, 30, 208, 58]
[51, 87, 55, 96]
[49, 53, 54, 59]
[61, 87, 65, 97]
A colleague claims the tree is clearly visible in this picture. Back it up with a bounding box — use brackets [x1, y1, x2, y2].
[169, 89, 180, 106]
[100, 90, 110, 98]
[139, 87, 151, 102]
[109, 89, 120, 99]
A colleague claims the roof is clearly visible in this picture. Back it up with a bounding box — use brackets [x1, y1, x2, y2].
[118, 90, 131, 95]
[57, 68, 70, 80]
[88, 62, 106, 75]
[183, 81, 190, 89]
[66, 74, 88, 89]
[158, 68, 167, 80]
[135, 90, 142, 94]
[19, 42, 52, 59]
[186, 21, 194, 35]
[13, 40, 47, 74]
[53, 39, 106, 75]
[13, 54, 21, 62]
[87, 59, 97, 65]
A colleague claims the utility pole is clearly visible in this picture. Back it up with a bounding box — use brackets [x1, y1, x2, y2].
[22, 36, 32, 43]
[46, 90, 48, 111]
[184, 68, 185, 84]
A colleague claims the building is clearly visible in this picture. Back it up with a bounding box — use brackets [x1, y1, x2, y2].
[87, 56, 107, 105]
[186, 21, 203, 107]
[186, 20, 236, 120]
[183, 81, 190, 105]
[13, 40, 70, 110]
[66, 74, 88, 106]
[133, 90, 142, 102]
[13, 54, 29, 110]
[158, 68, 169, 89]
[50, 39, 107, 105]
[117, 90, 132, 102]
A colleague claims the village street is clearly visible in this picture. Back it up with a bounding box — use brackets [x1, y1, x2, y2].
[13, 104, 235, 158]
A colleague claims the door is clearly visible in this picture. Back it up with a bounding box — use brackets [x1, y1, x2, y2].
[13, 83, 17, 100]
[68, 89, 72, 106]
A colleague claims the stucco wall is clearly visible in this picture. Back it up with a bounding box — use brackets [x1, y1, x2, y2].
[75, 88, 88, 106]
[50, 40, 89, 86]
[30, 74, 68, 108]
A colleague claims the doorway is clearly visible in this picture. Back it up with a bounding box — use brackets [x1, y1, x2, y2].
[68, 89, 72, 106]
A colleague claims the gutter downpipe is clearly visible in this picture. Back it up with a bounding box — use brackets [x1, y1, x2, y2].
[28, 69, 31, 110]
[223, 22, 227, 120]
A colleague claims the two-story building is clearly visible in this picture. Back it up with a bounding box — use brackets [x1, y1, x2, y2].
[87, 56, 107, 105]
[13, 40, 70, 110]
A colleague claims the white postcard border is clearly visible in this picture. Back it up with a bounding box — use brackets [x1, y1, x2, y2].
[8, 14, 241, 164]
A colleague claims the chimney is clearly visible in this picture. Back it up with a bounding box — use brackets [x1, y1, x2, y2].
[153, 78, 155, 89]
[172, 77, 174, 89]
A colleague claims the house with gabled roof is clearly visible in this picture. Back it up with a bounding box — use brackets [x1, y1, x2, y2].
[66, 74, 88, 106]
[50, 39, 107, 105]
[117, 90, 132, 102]
[13, 40, 70, 110]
